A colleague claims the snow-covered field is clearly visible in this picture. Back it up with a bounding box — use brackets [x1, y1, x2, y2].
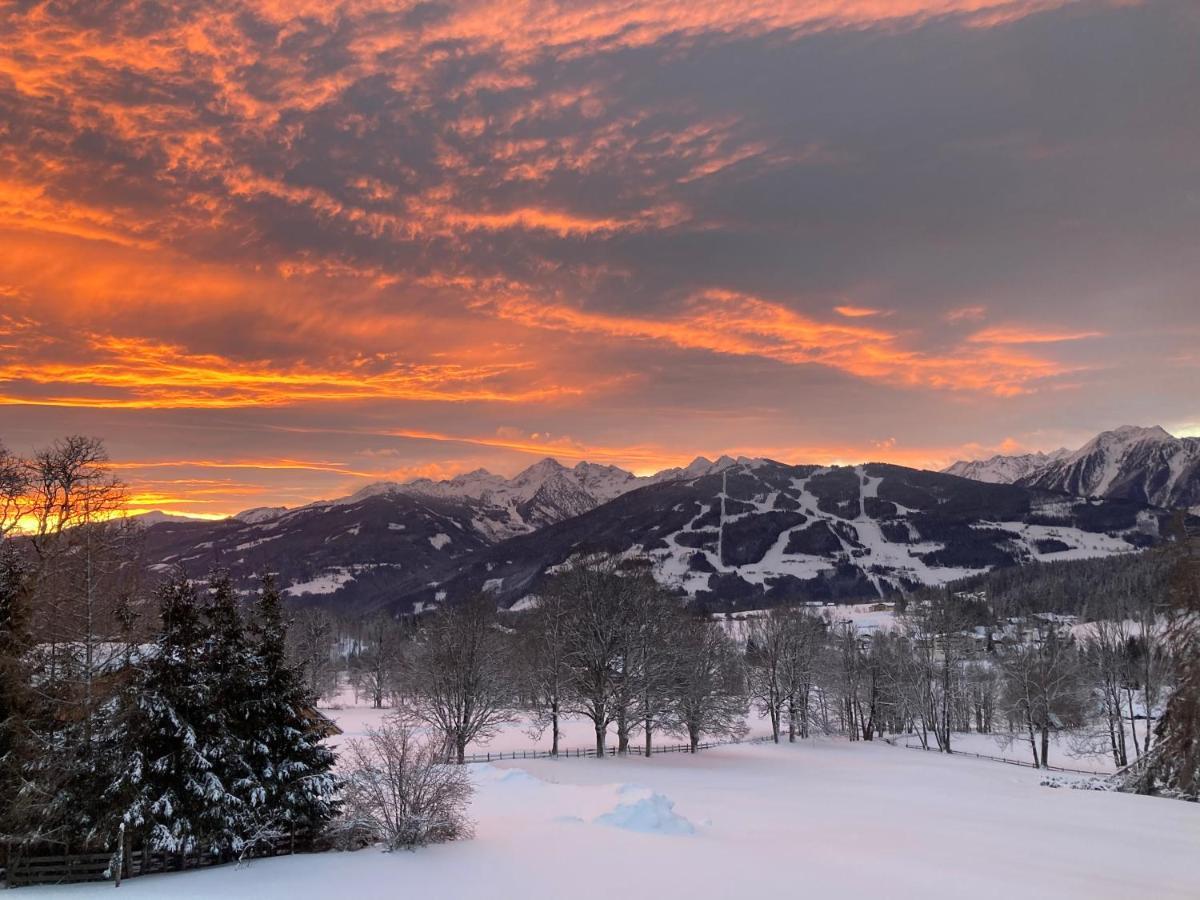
[27, 734, 1200, 899]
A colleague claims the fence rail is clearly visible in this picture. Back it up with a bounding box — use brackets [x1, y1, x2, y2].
[453, 735, 774, 765]
[2, 834, 315, 889]
[884, 736, 1108, 776]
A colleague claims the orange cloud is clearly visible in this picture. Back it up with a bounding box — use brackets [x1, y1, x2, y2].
[0, 331, 579, 409]
[945, 305, 988, 322]
[108, 459, 384, 478]
[834, 305, 886, 318]
[484, 289, 1083, 396]
[968, 326, 1105, 344]
[382, 427, 677, 468]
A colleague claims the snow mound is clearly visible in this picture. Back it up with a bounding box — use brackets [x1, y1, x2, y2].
[495, 768, 542, 786]
[593, 792, 695, 835]
[472, 765, 544, 787]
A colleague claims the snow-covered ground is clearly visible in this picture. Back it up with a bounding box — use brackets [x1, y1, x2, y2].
[28, 738, 1200, 899]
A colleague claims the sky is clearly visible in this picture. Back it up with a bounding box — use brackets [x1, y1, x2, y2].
[1, 0, 1198, 518]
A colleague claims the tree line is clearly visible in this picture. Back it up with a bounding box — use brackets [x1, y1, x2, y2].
[315, 545, 1195, 781]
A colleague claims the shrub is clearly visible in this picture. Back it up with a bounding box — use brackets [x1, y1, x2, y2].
[338, 717, 473, 850]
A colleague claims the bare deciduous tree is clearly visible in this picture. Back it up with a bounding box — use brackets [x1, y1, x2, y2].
[517, 585, 572, 755]
[557, 555, 639, 756]
[353, 615, 409, 709]
[669, 617, 747, 751]
[289, 608, 340, 702]
[1080, 617, 1133, 768]
[746, 606, 817, 743]
[905, 592, 975, 753]
[0, 440, 31, 537]
[404, 595, 513, 763]
[999, 626, 1088, 768]
[626, 572, 680, 756]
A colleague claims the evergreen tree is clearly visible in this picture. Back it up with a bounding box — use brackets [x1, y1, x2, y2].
[0, 540, 32, 844]
[197, 571, 259, 854]
[1142, 520, 1200, 794]
[115, 571, 219, 855]
[245, 573, 339, 845]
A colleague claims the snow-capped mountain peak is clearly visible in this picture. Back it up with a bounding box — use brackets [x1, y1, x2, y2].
[944, 449, 1070, 484]
[232, 506, 290, 524]
[946, 426, 1200, 510]
[512, 457, 570, 487]
[1067, 424, 1173, 464]
[314, 456, 662, 538]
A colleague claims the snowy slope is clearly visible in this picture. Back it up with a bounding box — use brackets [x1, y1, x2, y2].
[944, 448, 1070, 483]
[147, 456, 749, 610]
[26, 739, 1200, 900]
[946, 426, 1200, 509]
[142, 492, 496, 614]
[153, 455, 1174, 614]
[404, 459, 1166, 613]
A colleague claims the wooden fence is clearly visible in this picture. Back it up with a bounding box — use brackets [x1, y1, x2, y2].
[2, 852, 114, 888]
[884, 736, 1107, 776]
[454, 733, 776, 764]
[2, 835, 315, 889]
[457, 740, 717, 764]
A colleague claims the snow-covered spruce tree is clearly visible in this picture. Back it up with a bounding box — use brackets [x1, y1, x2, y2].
[196, 570, 259, 855]
[114, 570, 219, 857]
[0, 538, 34, 846]
[245, 573, 339, 845]
[1131, 521, 1200, 795]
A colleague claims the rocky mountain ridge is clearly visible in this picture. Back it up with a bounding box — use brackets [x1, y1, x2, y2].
[946, 425, 1200, 510]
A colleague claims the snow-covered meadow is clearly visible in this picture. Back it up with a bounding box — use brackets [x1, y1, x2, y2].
[25, 726, 1200, 899]
[328, 693, 1131, 774]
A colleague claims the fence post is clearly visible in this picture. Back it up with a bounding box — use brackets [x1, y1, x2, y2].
[114, 821, 125, 888]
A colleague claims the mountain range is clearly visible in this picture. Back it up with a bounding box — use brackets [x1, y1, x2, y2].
[945, 425, 1200, 511]
[233, 455, 743, 540]
[138, 429, 1196, 614]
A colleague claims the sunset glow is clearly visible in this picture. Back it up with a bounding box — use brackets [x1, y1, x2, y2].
[2, 0, 1197, 516]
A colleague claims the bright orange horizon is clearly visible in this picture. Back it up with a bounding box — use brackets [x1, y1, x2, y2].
[2, 0, 1198, 518]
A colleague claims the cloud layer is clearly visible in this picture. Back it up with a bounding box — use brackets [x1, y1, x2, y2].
[1, 0, 1198, 514]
